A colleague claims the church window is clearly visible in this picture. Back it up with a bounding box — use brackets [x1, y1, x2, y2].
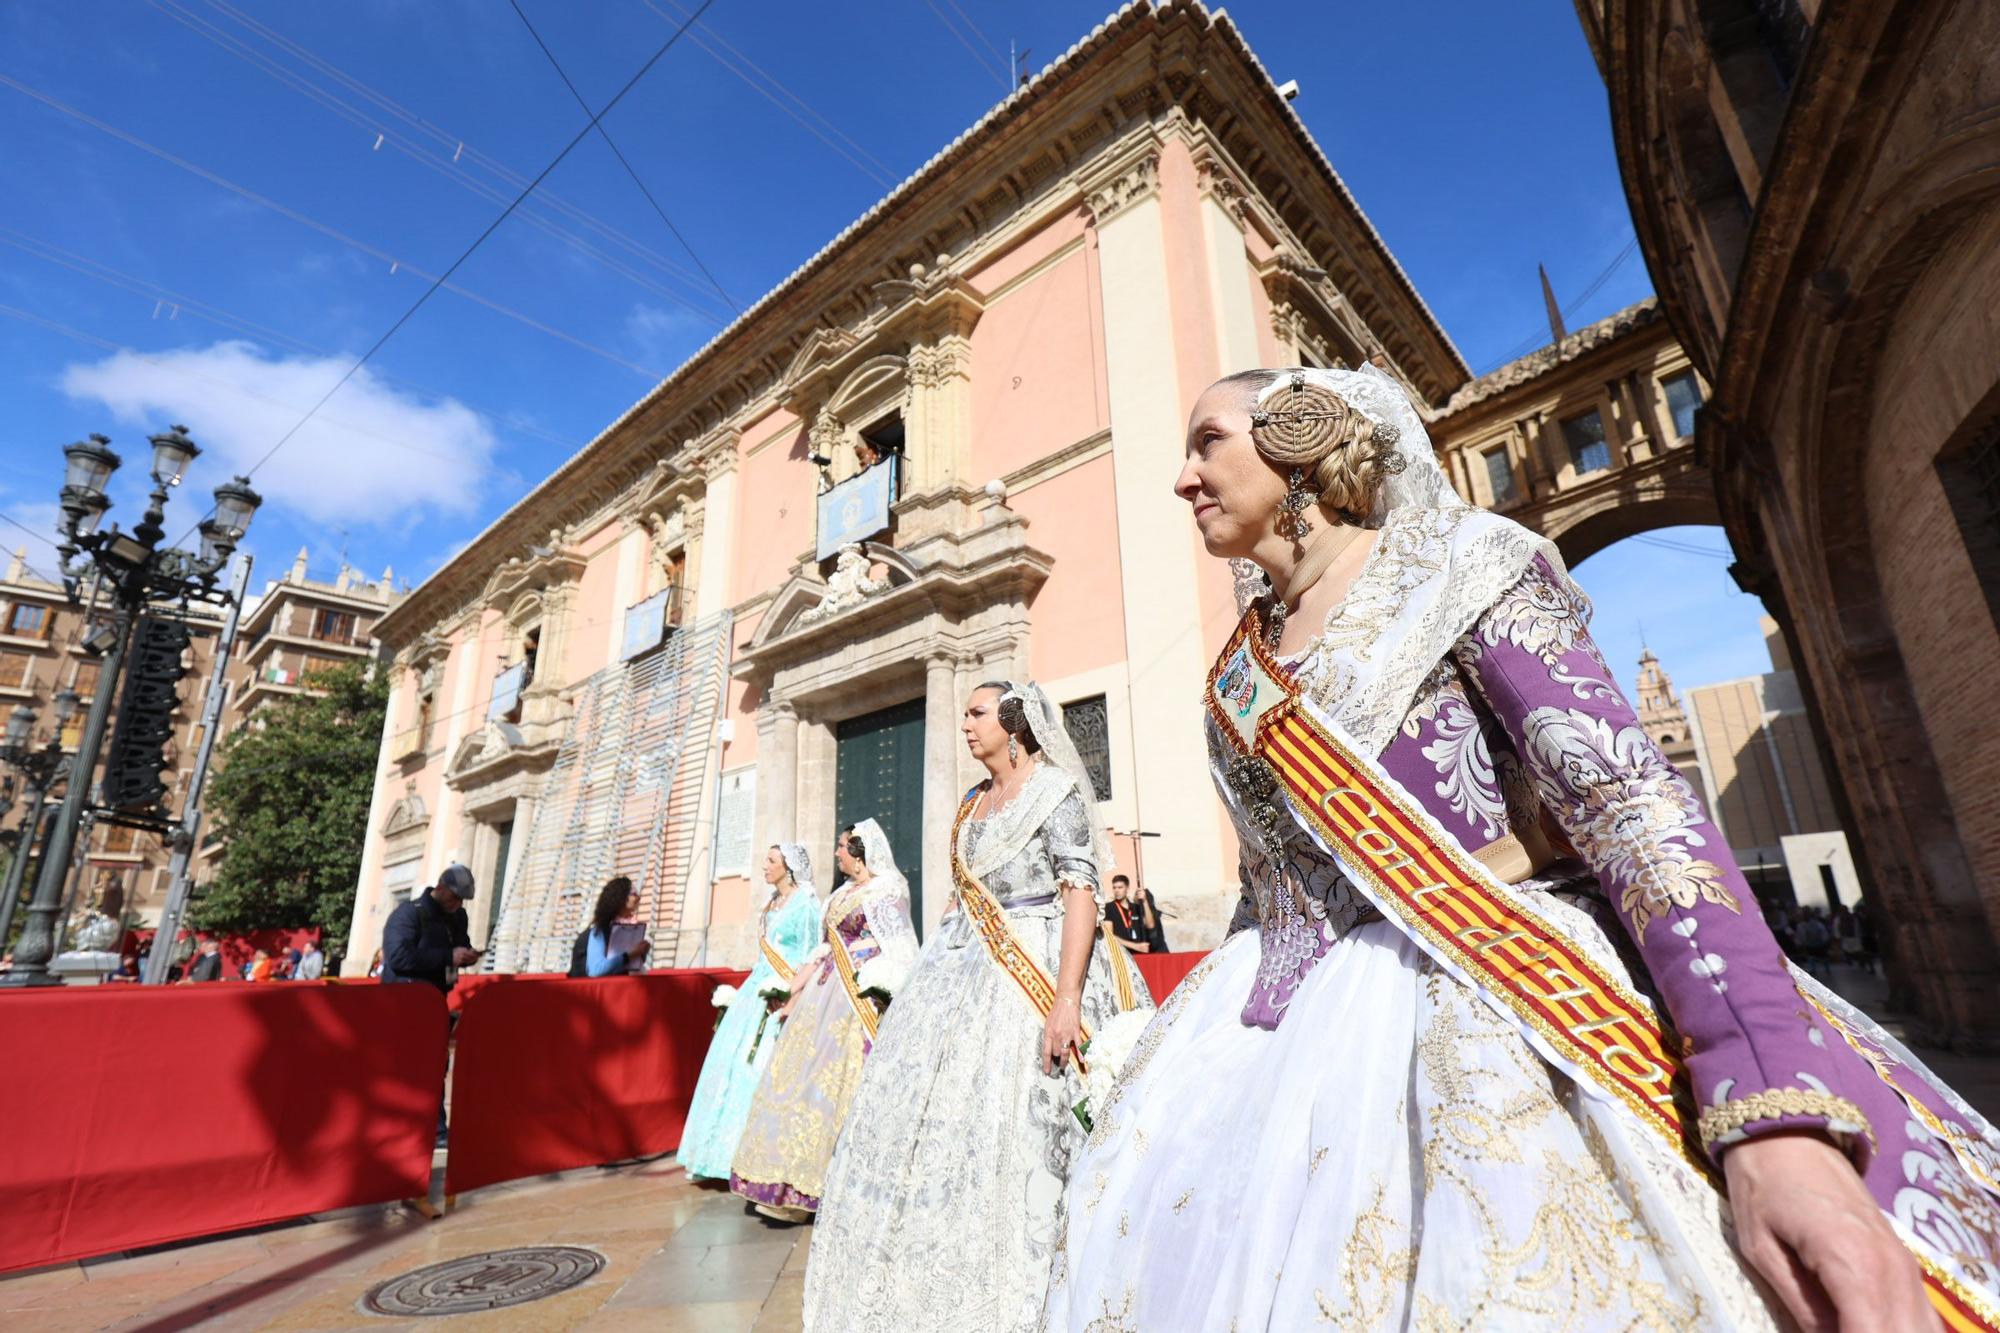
[1062, 695, 1113, 801]
[1562, 410, 1611, 476]
[1662, 372, 1703, 440]
[1482, 447, 1518, 505]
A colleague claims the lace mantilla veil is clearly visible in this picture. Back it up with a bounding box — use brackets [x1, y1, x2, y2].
[1247, 363, 1576, 755]
[777, 842, 815, 896]
[997, 681, 1115, 878]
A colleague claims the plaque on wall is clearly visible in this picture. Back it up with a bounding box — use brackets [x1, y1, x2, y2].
[713, 767, 756, 880]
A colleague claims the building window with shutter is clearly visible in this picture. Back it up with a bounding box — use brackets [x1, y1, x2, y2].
[1061, 695, 1113, 801]
[1661, 371, 1703, 441]
[0, 650, 33, 691]
[311, 608, 358, 644]
[6, 603, 48, 639]
[1562, 409, 1611, 476]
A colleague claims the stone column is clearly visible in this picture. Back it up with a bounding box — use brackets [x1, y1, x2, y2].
[695, 441, 739, 622]
[1086, 138, 1228, 905]
[342, 667, 404, 974]
[754, 700, 799, 854]
[921, 655, 962, 935]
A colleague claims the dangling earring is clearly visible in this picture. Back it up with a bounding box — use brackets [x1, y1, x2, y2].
[1007, 734, 1020, 765]
[1277, 467, 1316, 541]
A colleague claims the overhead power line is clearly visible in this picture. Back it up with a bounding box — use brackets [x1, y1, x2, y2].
[1479, 238, 1643, 374]
[506, 0, 739, 314]
[639, 0, 898, 188]
[0, 226, 587, 456]
[143, 0, 732, 323]
[919, 0, 1010, 89]
[0, 70, 668, 379]
[150, 0, 716, 557]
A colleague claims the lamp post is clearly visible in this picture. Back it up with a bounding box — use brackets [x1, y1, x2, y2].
[0, 692, 77, 950]
[2, 427, 259, 987]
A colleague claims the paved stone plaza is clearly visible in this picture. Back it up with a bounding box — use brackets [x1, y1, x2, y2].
[7, 963, 1996, 1332]
[1, 1163, 808, 1332]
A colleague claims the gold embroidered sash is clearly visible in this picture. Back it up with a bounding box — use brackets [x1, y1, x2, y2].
[1206, 604, 2000, 1331]
[824, 920, 880, 1041]
[1098, 923, 1140, 1013]
[951, 794, 1093, 1073]
[757, 934, 796, 987]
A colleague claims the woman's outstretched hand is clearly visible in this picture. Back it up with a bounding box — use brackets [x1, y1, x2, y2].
[1042, 994, 1082, 1076]
[1722, 1131, 1938, 1332]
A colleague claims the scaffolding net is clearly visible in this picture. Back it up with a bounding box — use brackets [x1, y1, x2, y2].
[489, 609, 732, 973]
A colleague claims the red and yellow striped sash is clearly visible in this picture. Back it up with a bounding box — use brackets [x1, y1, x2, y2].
[1206, 604, 2000, 1330]
[824, 924, 879, 1041]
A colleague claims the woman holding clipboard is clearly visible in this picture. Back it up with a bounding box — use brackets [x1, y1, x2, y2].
[581, 876, 651, 976]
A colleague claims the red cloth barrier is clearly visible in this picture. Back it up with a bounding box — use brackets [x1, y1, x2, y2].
[1133, 949, 1209, 1003]
[0, 982, 446, 1275]
[445, 968, 748, 1196]
[128, 926, 324, 979]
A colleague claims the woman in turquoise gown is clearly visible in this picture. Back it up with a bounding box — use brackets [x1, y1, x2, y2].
[678, 843, 823, 1181]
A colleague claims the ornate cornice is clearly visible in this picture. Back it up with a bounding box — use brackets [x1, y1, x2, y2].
[1080, 143, 1162, 226]
[378, 0, 1469, 647]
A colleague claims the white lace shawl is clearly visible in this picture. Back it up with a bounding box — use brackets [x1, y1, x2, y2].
[1248, 364, 1580, 755]
[959, 762, 1101, 901]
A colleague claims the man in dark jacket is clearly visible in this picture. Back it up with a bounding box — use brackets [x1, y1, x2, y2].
[381, 863, 479, 1150]
[380, 863, 479, 992]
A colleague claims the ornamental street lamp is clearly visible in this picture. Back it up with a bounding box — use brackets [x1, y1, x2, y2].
[0, 691, 75, 951]
[3, 428, 258, 987]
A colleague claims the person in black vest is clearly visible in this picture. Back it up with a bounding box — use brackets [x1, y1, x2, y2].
[381, 863, 479, 992]
[381, 863, 478, 1147]
[1103, 873, 1168, 954]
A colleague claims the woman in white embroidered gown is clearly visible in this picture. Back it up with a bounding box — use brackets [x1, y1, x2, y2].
[804, 682, 1153, 1332]
[1044, 366, 2000, 1332]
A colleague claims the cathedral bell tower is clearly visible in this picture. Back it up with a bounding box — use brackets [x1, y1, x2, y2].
[1635, 647, 1703, 791]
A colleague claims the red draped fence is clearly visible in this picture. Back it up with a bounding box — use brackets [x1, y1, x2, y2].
[445, 969, 745, 1195]
[0, 982, 446, 1275]
[0, 952, 1207, 1274]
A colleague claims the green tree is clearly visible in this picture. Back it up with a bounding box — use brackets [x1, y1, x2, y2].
[192, 659, 387, 949]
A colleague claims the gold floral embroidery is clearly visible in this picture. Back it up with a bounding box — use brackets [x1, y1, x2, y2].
[1132, 1128, 1149, 1159]
[1082, 1289, 1138, 1333]
[1313, 1180, 1416, 1329]
[1117, 1211, 1129, 1238]
[1172, 1187, 1194, 1214]
[1083, 1171, 1108, 1216]
[1698, 1087, 1874, 1152]
[1310, 1145, 1329, 1177]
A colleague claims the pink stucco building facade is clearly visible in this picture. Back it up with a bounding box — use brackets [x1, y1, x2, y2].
[343, 2, 1467, 973]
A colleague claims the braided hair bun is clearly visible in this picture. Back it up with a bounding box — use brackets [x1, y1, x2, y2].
[1249, 372, 1404, 523]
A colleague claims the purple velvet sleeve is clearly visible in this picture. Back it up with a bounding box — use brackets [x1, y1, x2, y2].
[1454, 556, 1876, 1168]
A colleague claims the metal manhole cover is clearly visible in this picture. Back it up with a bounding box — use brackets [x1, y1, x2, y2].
[362, 1246, 605, 1316]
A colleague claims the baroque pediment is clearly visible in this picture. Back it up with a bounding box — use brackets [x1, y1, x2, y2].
[779, 326, 863, 400]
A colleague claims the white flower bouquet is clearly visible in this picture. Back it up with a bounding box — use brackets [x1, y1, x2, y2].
[1071, 1008, 1153, 1133]
[855, 952, 913, 1008]
[709, 982, 738, 1032]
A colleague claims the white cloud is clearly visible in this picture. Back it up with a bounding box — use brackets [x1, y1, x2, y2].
[58, 341, 497, 528]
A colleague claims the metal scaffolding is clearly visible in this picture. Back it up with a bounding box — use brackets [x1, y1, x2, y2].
[489, 609, 732, 974]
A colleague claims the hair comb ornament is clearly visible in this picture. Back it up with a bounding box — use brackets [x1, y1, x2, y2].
[1248, 374, 1364, 461]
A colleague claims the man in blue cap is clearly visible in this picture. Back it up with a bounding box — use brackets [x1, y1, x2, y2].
[380, 862, 480, 992]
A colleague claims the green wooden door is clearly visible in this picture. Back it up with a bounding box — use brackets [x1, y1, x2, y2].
[834, 697, 926, 930]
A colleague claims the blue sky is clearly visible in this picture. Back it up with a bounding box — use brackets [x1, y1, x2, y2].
[0, 0, 1773, 698]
